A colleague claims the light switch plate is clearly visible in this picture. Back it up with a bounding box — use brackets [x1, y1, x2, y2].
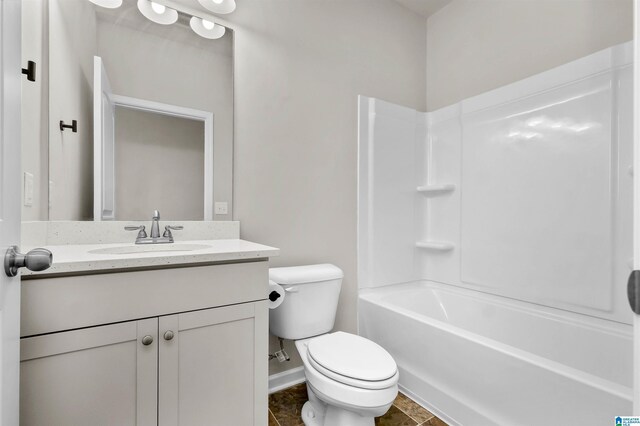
[24, 172, 34, 207]
[214, 202, 228, 215]
[49, 180, 54, 208]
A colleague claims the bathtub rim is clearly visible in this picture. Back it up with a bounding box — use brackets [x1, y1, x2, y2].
[360, 280, 632, 338]
[358, 280, 633, 402]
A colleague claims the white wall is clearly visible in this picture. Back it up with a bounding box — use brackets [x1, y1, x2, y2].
[114, 108, 205, 220]
[426, 0, 633, 111]
[225, 0, 427, 374]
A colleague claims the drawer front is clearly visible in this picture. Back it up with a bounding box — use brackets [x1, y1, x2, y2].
[21, 261, 268, 337]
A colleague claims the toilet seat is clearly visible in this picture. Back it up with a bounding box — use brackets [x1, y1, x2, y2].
[295, 336, 399, 417]
[306, 332, 398, 390]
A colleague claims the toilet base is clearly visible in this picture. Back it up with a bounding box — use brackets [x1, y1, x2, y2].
[301, 400, 375, 426]
[301, 401, 323, 426]
[300, 383, 377, 426]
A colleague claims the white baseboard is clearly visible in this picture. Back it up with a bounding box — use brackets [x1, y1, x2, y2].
[268, 366, 306, 394]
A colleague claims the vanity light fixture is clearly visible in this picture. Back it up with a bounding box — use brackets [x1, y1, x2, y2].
[137, 0, 179, 25]
[88, 0, 123, 8]
[90, 0, 227, 40]
[189, 16, 226, 39]
[197, 0, 236, 15]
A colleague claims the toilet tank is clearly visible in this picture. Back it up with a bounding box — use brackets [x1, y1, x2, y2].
[269, 264, 343, 340]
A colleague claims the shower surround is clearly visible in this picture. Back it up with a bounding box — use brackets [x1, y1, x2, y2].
[357, 42, 634, 425]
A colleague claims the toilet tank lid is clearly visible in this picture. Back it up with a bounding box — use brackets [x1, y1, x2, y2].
[269, 264, 343, 285]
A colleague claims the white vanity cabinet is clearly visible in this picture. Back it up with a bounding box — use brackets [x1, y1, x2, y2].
[20, 318, 159, 426]
[158, 303, 267, 426]
[19, 260, 270, 426]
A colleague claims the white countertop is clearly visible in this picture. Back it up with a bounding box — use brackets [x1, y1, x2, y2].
[22, 239, 280, 277]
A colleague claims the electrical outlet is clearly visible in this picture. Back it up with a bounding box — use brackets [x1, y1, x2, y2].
[24, 172, 34, 207]
[214, 202, 228, 215]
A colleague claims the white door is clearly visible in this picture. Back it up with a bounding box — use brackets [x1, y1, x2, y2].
[634, 0, 640, 414]
[0, 0, 23, 424]
[93, 55, 115, 221]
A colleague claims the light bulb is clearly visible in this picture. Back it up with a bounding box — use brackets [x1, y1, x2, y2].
[137, 0, 178, 25]
[150, 1, 166, 14]
[189, 16, 226, 39]
[88, 0, 123, 8]
[202, 19, 215, 30]
[198, 0, 236, 14]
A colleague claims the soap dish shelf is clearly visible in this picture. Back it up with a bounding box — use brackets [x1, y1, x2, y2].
[416, 241, 454, 251]
[417, 184, 455, 195]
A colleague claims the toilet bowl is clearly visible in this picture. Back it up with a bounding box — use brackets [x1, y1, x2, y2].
[295, 333, 399, 426]
[269, 264, 399, 426]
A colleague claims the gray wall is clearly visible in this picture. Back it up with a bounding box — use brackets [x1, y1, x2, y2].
[21, 0, 49, 221]
[48, 0, 96, 220]
[226, 0, 428, 374]
[426, 0, 633, 111]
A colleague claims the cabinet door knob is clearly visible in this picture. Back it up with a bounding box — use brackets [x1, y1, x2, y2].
[141, 335, 154, 346]
[163, 330, 174, 341]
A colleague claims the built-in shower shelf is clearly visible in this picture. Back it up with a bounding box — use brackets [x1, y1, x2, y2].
[415, 241, 455, 251]
[417, 184, 456, 195]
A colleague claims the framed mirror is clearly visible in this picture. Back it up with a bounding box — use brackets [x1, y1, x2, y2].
[95, 56, 214, 220]
[21, 0, 234, 222]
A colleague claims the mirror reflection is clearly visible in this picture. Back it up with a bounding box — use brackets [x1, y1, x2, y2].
[21, 0, 234, 222]
[113, 106, 206, 221]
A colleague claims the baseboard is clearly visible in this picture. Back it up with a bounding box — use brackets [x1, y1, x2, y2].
[268, 366, 306, 394]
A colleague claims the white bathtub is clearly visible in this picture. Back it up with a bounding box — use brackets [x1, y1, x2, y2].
[358, 281, 633, 426]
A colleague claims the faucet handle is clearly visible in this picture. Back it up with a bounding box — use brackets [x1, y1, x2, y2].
[163, 225, 183, 239]
[125, 225, 147, 239]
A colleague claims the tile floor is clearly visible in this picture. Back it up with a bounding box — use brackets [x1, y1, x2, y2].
[268, 383, 448, 426]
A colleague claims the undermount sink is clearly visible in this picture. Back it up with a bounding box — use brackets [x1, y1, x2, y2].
[88, 243, 212, 255]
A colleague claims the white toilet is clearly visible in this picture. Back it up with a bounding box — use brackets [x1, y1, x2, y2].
[269, 264, 399, 426]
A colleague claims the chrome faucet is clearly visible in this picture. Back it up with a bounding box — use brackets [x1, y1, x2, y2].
[150, 210, 161, 239]
[125, 210, 183, 244]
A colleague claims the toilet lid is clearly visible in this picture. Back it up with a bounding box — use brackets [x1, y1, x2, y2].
[307, 332, 397, 382]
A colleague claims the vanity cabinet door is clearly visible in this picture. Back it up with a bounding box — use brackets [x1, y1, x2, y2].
[158, 301, 268, 426]
[20, 318, 158, 426]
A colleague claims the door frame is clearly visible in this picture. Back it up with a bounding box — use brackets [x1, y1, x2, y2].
[633, 0, 640, 414]
[0, 0, 23, 424]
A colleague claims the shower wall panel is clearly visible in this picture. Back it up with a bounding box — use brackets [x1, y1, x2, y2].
[357, 97, 424, 289]
[358, 43, 632, 324]
[423, 42, 633, 323]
